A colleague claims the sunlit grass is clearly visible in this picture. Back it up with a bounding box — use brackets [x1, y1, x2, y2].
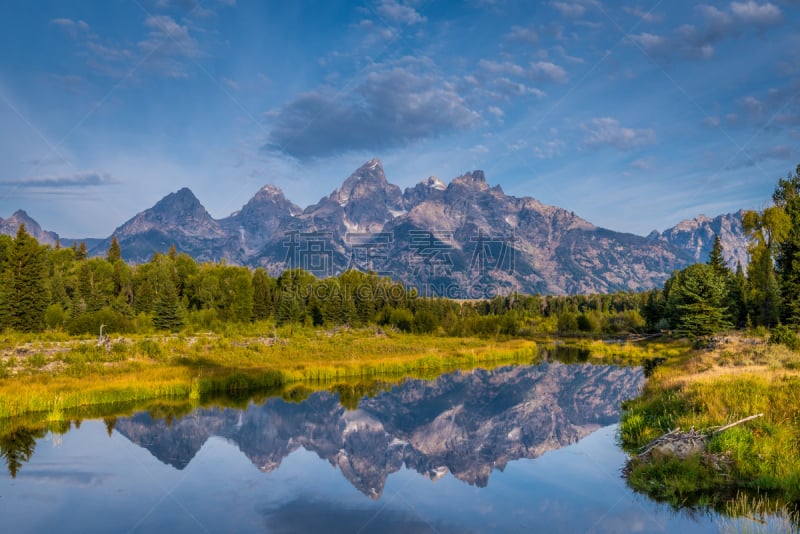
[620, 333, 800, 507]
[0, 328, 541, 419]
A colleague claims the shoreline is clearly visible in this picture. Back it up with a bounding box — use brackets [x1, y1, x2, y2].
[2, 328, 799, 510]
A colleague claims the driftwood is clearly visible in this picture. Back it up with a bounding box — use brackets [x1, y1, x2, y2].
[708, 413, 764, 435]
[634, 414, 764, 462]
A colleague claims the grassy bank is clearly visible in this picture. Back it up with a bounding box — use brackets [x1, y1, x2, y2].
[620, 333, 800, 507]
[0, 326, 553, 419]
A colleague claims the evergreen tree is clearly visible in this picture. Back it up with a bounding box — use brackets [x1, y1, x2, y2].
[727, 261, 748, 327]
[153, 277, 184, 331]
[773, 165, 800, 324]
[252, 268, 272, 321]
[666, 263, 731, 337]
[107, 236, 122, 263]
[226, 267, 253, 323]
[76, 241, 88, 261]
[0, 226, 50, 332]
[707, 234, 729, 275]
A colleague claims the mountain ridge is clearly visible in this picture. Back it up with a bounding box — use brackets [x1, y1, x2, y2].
[0, 159, 749, 294]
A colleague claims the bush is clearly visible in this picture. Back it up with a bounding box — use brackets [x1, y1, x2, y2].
[389, 308, 414, 332]
[413, 310, 438, 334]
[44, 304, 67, 330]
[770, 324, 799, 350]
[67, 308, 133, 336]
[557, 312, 578, 335]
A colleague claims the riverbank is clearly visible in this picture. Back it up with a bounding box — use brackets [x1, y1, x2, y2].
[0, 326, 681, 423]
[619, 333, 800, 506]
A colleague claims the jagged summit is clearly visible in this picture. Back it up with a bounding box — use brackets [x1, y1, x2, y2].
[260, 184, 286, 196]
[422, 176, 446, 190]
[331, 158, 392, 205]
[449, 170, 490, 192]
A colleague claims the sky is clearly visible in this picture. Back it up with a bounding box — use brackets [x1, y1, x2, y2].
[0, 0, 799, 238]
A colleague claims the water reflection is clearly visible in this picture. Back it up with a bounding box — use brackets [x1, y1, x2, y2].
[111, 362, 644, 497]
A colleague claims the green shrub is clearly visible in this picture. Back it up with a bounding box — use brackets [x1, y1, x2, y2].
[770, 325, 799, 350]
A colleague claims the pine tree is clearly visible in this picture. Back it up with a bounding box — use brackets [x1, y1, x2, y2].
[252, 268, 272, 321]
[707, 234, 729, 275]
[773, 165, 800, 325]
[153, 278, 184, 331]
[1, 226, 50, 332]
[76, 241, 88, 261]
[666, 263, 731, 337]
[107, 236, 122, 263]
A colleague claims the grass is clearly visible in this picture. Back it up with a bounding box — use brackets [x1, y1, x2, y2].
[0, 326, 544, 419]
[620, 333, 800, 508]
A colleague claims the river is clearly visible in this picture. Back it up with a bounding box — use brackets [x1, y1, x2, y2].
[0, 362, 793, 532]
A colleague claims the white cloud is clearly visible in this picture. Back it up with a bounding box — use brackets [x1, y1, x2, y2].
[533, 139, 565, 159]
[629, 2, 783, 60]
[493, 77, 546, 98]
[508, 25, 539, 43]
[487, 106, 504, 118]
[479, 59, 525, 77]
[622, 6, 663, 23]
[551, 2, 585, 17]
[730, 1, 782, 25]
[375, 0, 427, 25]
[581, 117, 656, 150]
[51, 18, 89, 31]
[530, 61, 568, 83]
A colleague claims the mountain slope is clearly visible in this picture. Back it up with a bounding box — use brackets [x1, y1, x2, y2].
[653, 211, 748, 269]
[91, 187, 228, 262]
[2, 159, 751, 294]
[0, 210, 60, 246]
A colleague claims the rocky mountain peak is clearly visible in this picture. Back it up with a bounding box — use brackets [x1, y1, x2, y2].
[152, 187, 204, 216]
[115, 187, 222, 241]
[246, 184, 300, 213]
[449, 170, 490, 192]
[656, 210, 748, 268]
[320, 158, 405, 231]
[260, 184, 286, 197]
[419, 176, 446, 191]
[403, 176, 447, 207]
[0, 209, 59, 245]
[332, 158, 392, 205]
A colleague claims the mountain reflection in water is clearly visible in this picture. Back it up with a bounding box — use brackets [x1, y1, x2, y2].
[114, 362, 644, 498]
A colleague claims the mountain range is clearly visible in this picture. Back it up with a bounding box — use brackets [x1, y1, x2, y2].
[114, 362, 645, 499]
[0, 159, 749, 295]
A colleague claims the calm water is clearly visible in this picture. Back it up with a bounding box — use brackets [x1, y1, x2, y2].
[0, 362, 787, 533]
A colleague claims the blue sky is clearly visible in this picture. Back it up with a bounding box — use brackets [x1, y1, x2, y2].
[1, 0, 798, 238]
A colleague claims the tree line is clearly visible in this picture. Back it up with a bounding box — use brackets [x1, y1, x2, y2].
[0, 226, 649, 337]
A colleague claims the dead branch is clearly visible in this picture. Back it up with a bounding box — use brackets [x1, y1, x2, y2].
[709, 414, 764, 435]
